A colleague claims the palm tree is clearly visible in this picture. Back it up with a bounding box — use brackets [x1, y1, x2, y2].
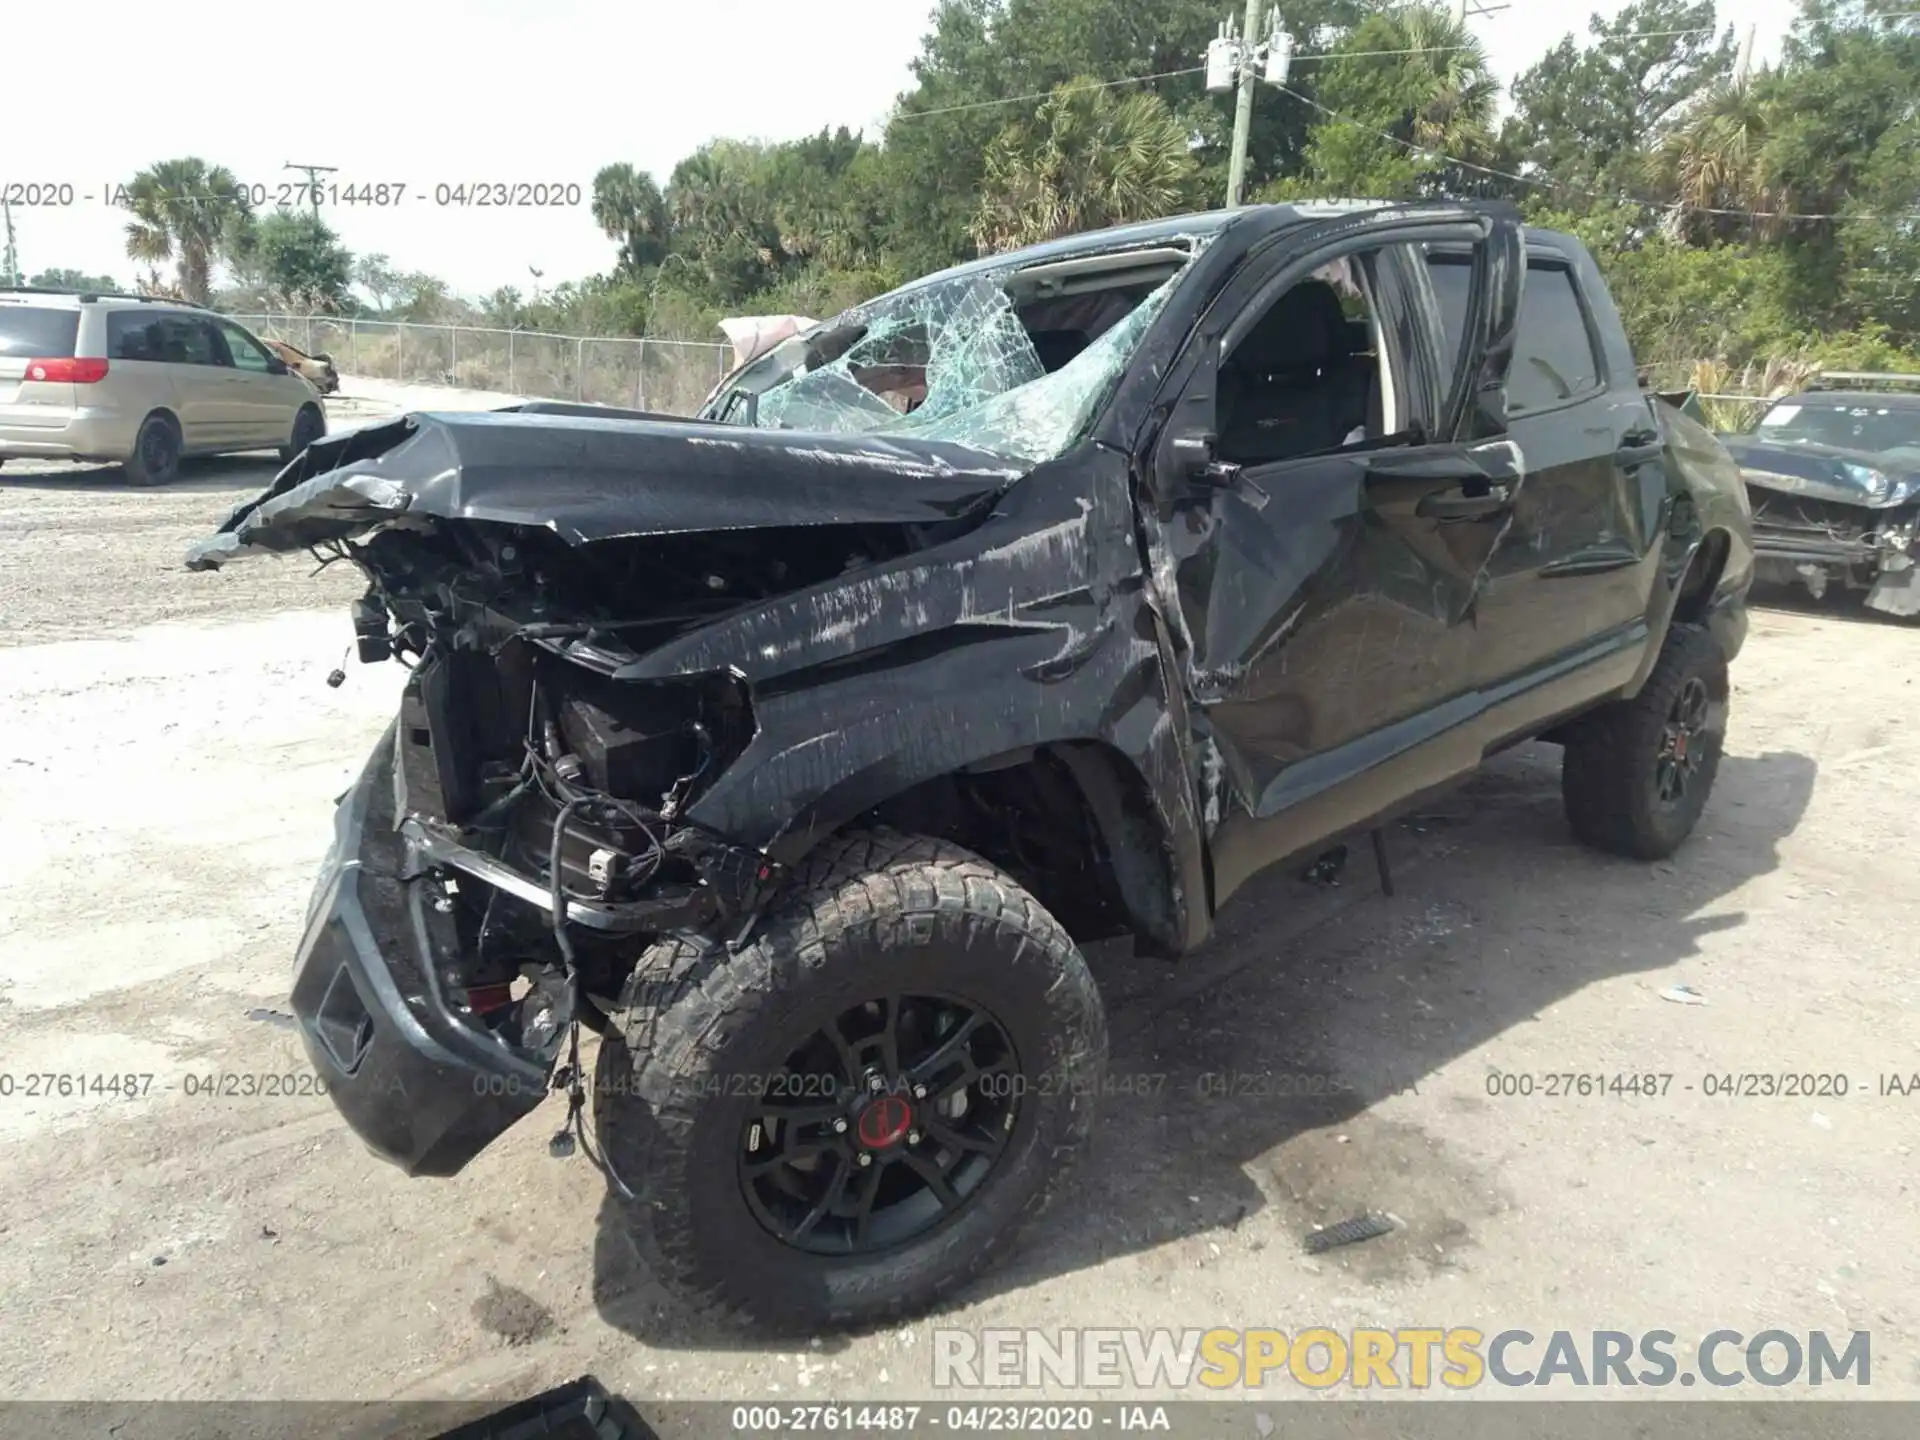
[1653, 82, 1781, 241]
[972, 79, 1199, 254]
[1391, 7, 1500, 161]
[1296, 6, 1499, 198]
[590, 163, 671, 274]
[119, 157, 252, 305]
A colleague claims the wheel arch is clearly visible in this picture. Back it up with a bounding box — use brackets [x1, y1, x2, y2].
[1674, 528, 1732, 625]
[140, 405, 183, 438]
[814, 738, 1188, 959]
[1620, 526, 1736, 698]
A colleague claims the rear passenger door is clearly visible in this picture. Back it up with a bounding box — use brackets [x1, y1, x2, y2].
[1425, 240, 1664, 695]
[143, 314, 232, 450]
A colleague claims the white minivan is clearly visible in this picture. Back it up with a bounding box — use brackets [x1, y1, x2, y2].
[0, 286, 327, 485]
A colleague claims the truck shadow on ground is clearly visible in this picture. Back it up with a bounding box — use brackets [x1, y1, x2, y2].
[585, 742, 1817, 1348]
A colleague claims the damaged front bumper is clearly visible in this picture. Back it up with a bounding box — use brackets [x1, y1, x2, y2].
[293, 732, 554, 1176]
[294, 721, 782, 1177]
[1748, 490, 1920, 617]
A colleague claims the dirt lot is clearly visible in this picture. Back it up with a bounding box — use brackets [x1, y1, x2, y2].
[1, 417, 1916, 1420]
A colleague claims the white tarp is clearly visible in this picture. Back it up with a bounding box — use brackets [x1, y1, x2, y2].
[718, 314, 819, 368]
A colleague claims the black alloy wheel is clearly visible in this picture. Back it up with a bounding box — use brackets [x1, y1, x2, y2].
[594, 828, 1106, 1328]
[1562, 621, 1729, 860]
[740, 993, 1017, 1255]
[1654, 676, 1712, 806]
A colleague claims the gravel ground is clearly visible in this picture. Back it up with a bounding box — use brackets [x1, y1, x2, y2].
[1, 404, 1916, 1424]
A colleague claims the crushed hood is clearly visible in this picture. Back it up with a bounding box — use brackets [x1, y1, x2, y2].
[1720, 435, 1920, 508]
[185, 407, 1026, 570]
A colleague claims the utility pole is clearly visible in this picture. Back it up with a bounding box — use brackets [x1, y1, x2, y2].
[1, 201, 17, 286]
[1226, 0, 1265, 208]
[284, 162, 338, 219]
[1733, 23, 1757, 87]
[1210, 2, 1292, 207]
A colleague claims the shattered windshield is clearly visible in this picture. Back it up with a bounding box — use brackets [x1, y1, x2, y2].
[713, 249, 1191, 464]
[1755, 400, 1920, 454]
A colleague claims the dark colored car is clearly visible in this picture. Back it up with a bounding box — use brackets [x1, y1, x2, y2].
[1719, 381, 1920, 617]
[188, 201, 1753, 1330]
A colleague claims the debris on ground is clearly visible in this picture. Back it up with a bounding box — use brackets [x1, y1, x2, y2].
[1659, 984, 1708, 1006]
[1302, 1212, 1396, 1254]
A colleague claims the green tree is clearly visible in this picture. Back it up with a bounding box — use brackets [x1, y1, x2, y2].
[1748, 0, 1920, 325]
[118, 157, 253, 304]
[1283, 5, 1498, 198]
[1650, 80, 1779, 241]
[882, 0, 1368, 274]
[27, 268, 122, 293]
[251, 210, 353, 311]
[1505, 0, 1735, 195]
[973, 78, 1201, 252]
[353, 253, 404, 313]
[393, 273, 452, 323]
[591, 163, 672, 274]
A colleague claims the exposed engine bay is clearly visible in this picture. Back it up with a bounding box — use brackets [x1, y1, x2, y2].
[1748, 490, 1920, 616]
[343, 514, 989, 1048]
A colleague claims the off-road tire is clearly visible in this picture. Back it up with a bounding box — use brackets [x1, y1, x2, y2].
[1561, 622, 1728, 860]
[281, 403, 325, 465]
[593, 827, 1106, 1330]
[123, 413, 182, 487]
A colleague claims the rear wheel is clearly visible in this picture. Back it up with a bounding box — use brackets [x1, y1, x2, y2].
[281, 403, 325, 465]
[123, 413, 181, 487]
[593, 828, 1106, 1330]
[1561, 623, 1729, 860]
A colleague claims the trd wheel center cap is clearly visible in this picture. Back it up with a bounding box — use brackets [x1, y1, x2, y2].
[855, 1094, 914, 1149]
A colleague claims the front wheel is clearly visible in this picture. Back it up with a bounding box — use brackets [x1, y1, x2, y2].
[593, 828, 1106, 1330]
[1561, 623, 1729, 860]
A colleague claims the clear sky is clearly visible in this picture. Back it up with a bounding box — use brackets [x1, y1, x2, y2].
[4, 0, 1802, 301]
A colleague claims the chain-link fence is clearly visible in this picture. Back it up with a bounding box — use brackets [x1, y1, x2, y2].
[228, 315, 735, 416]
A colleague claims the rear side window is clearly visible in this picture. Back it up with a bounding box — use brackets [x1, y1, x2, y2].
[109, 312, 165, 361]
[1423, 255, 1605, 414]
[143, 316, 220, 366]
[1508, 265, 1601, 410]
[0, 305, 80, 358]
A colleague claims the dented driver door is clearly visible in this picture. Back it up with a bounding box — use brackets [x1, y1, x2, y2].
[1140, 208, 1524, 906]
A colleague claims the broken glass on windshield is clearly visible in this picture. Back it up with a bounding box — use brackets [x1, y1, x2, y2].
[729, 243, 1198, 465]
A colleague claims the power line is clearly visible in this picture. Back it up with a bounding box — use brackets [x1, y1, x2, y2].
[1291, 26, 1726, 62]
[883, 23, 1789, 125]
[882, 16, 1902, 126]
[896, 67, 1207, 122]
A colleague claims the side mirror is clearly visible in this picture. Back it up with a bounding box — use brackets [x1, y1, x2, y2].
[266, 356, 289, 375]
[1169, 430, 1240, 489]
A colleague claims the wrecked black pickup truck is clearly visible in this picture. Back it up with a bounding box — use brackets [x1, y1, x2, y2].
[189, 201, 1753, 1330]
[1719, 376, 1920, 617]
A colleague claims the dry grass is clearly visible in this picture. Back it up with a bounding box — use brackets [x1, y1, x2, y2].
[1686, 355, 1821, 432]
